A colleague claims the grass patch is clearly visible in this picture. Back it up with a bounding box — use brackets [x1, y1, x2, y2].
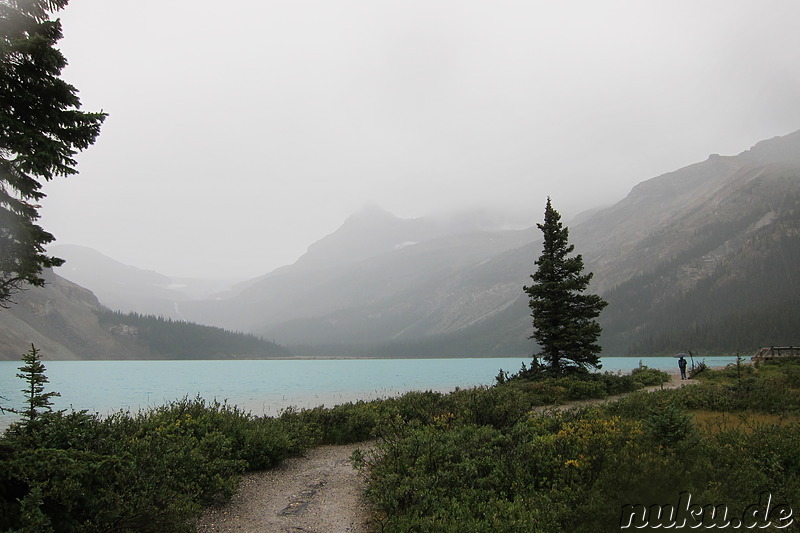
[692, 409, 800, 434]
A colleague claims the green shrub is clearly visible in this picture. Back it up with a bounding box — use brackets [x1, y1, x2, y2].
[294, 401, 380, 444]
[629, 365, 672, 387]
[364, 423, 514, 526]
[449, 386, 531, 429]
[384, 390, 449, 426]
[505, 379, 567, 405]
[0, 397, 309, 532]
[600, 388, 674, 420]
[563, 378, 608, 400]
[644, 402, 697, 447]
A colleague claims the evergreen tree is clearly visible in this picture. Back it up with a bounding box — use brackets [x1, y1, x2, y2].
[0, 0, 106, 306]
[524, 198, 607, 373]
[14, 343, 60, 423]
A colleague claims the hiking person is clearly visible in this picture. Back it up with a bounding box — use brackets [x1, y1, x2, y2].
[678, 356, 688, 380]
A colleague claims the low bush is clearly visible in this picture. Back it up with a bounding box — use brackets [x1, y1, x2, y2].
[291, 400, 381, 445]
[0, 397, 310, 532]
[448, 386, 531, 429]
[384, 390, 449, 426]
[563, 378, 608, 400]
[629, 365, 672, 387]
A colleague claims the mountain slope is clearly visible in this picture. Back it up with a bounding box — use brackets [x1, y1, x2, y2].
[0, 270, 290, 360]
[0, 270, 150, 360]
[250, 233, 537, 346]
[572, 130, 800, 291]
[599, 162, 800, 354]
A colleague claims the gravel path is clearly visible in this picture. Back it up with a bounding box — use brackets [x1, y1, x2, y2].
[196, 442, 373, 533]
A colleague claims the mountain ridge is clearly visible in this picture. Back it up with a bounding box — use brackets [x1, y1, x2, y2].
[14, 128, 800, 358]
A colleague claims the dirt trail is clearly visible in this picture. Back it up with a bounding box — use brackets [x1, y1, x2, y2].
[196, 442, 373, 533]
[196, 373, 695, 532]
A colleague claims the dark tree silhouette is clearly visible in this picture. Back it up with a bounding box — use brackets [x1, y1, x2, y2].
[524, 198, 607, 373]
[1, 0, 105, 305]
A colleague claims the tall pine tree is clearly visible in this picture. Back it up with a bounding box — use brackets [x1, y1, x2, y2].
[0, 0, 105, 306]
[524, 198, 607, 373]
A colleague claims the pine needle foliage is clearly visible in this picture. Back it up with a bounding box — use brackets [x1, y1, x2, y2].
[0, 0, 106, 305]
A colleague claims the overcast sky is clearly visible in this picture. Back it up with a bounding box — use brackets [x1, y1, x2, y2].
[39, 0, 800, 280]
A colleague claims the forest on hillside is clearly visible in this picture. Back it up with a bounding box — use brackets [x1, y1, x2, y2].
[97, 310, 291, 359]
[601, 222, 800, 356]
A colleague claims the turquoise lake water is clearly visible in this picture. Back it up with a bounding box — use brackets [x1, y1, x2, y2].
[0, 356, 738, 427]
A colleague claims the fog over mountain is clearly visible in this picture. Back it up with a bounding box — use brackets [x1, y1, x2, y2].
[25, 128, 799, 359]
[50, 245, 235, 320]
[40, 1, 800, 279]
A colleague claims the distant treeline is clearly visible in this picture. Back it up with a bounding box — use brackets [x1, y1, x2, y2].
[97, 309, 291, 359]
